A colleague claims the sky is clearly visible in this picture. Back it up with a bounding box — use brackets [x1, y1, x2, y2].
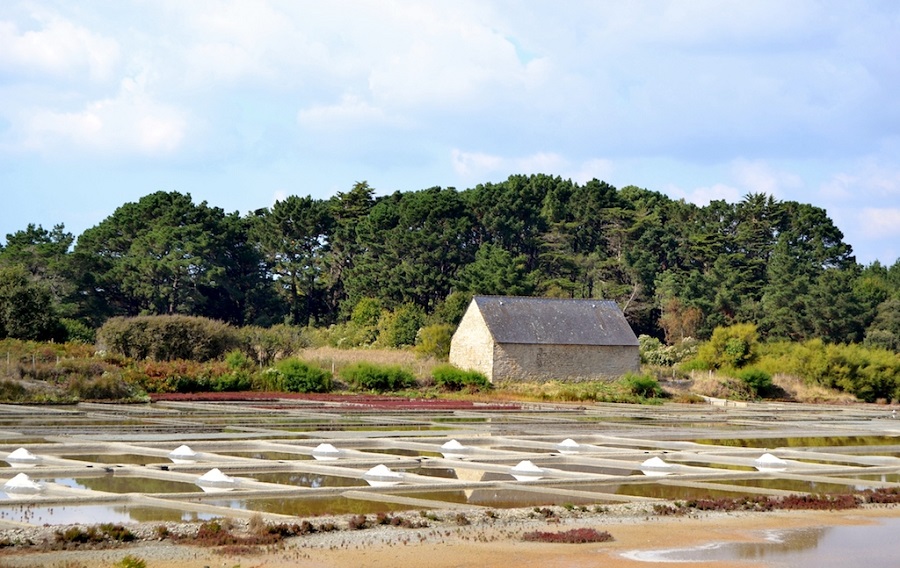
[1, 1, 899, 265]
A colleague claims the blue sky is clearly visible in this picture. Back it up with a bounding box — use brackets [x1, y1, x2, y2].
[1, 1, 899, 264]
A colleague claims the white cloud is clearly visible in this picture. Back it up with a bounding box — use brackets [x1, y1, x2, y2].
[297, 95, 396, 131]
[451, 149, 613, 185]
[821, 162, 900, 200]
[176, 0, 310, 87]
[666, 182, 742, 206]
[857, 208, 900, 239]
[570, 159, 615, 185]
[365, 3, 547, 107]
[730, 159, 803, 198]
[515, 152, 568, 176]
[0, 13, 119, 81]
[451, 149, 505, 179]
[820, 173, 858, 200]
[19, 75, 187, 157]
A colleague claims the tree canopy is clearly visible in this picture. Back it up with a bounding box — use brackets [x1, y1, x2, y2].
[3, 176, 899, 351]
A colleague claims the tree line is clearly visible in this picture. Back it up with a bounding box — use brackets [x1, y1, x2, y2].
[2, 174, 899, 352]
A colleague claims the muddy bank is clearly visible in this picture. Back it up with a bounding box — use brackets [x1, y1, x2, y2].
[1, 502, 898, 568]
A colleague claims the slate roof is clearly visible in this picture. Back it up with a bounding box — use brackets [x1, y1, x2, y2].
[473, 296, 639, 346]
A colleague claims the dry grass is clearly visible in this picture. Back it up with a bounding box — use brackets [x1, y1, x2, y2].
[296, 347, 442, 379]
[684, 371, 858, 404]
[771, 373, 857, 404]
[686, 371, 756, 400]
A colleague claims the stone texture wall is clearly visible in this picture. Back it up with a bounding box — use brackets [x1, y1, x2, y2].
[492, 343, 640, 382]
[449, 306, 496, 381]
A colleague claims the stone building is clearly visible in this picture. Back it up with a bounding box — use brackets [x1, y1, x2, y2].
[449, 295, 640, 383]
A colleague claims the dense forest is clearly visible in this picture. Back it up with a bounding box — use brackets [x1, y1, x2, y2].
[2, 174, 900, 354]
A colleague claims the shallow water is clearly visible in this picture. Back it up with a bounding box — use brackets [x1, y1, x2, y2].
[622, 516, 900, 567]
[51, 476, 203, 493]
[206, 495, 410, 516]
[249, 471, 366, 488]
[706, 477, 855, 494]
[61, 453, 166, 465]
[210, 450, 313, 461]
[694, 435, 899, 448]
[0, 503, 215, 524]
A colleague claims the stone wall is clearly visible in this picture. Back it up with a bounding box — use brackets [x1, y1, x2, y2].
[492, 343, 640, 382]
[449, 306, 496, 381]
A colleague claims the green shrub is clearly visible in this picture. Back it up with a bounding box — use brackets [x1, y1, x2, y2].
[621, 373, 664, 398]
[225, 349, 250, 370]
[114, 555, 147, 568]
[640, 335, 699, 366]
[736, 367, 772, 396]
[238, 324, 308, 366]
[415, 323, 455, 359]
[430, 291, 472, 326]
[639, 335, 667, 365]
[271, 359, 332, 393]
[351, 298, 384, 328]
[212, 370, 252, 392]
[59, 318, 95, 344]
[431, 364, 490, 391]
[696, 323, 759, 369]
[0, 379, 28, 401]
[378, 304, 425, 347]
[339, 362, 417, 392]
[679, 357, 713, 372]
[66, 373, 143, 401]
[100, 523, 136, 542]
[756, 339, 900, 403]
[97, 315, 240, 362]
[131, 359, 228, 393]
[309, 321, 377, 348]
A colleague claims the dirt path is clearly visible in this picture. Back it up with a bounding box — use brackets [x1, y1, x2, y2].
[2, 506, 897, 568]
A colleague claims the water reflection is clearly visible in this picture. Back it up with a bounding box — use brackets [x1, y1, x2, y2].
[207, 495, 409, 517]
[0, 504, 215, 524]
[623, 517, 900, 567]
[250, 471, 366, 488]
[694, 435, 899, 448]
[54, 476, 202, 493]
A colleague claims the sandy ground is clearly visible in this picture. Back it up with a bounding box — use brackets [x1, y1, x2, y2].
[1, 505, 898, 568]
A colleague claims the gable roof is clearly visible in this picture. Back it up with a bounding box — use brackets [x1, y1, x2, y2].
[472, 296, 639, 346]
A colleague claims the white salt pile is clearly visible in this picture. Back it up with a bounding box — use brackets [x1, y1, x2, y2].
[510, 460, 544, 481]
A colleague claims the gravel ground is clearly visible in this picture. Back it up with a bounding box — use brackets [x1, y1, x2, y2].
[1, 502, 899, 568]
[0, 502, 663, 566]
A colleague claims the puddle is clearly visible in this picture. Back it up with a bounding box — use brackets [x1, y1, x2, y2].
[360, 448, 443, 458]
[44, 477, 201, 494]
[249, 472, 367, 488]
[706, 478, 855, 494]
[341, 425, 453, 432]
[612, 483, 747, 500]
[486, 446, 552, 453]
[551, 464, 640, 476]
[61, 454, 166, 466]
[209, 451, 312, 461]
[206, 496, 410, 517]
[0, 503, 216, 524]
[396, 488, 605, 508]
[835, 473, 900, 484]
[404, 467, 458, 480]
[621, 517, 900, 567]
[671, 460, 756, 472]
[694, 436, 900, 448]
